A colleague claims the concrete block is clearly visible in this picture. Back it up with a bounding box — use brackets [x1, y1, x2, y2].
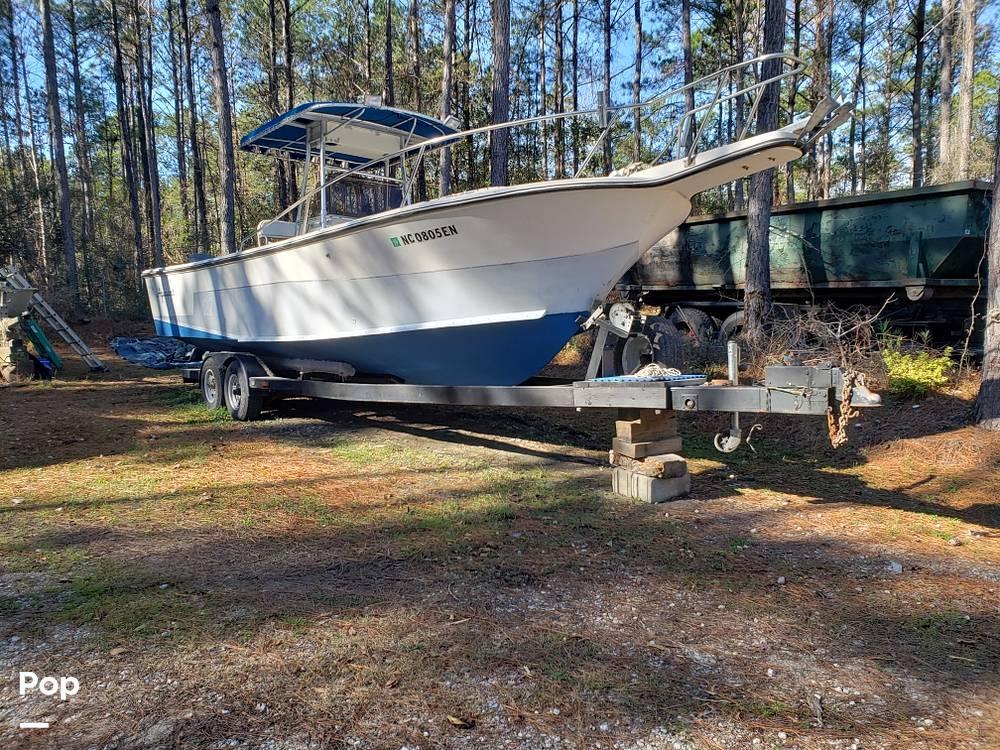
[612, 467, 691, 503]
[611, 435, 682, 459]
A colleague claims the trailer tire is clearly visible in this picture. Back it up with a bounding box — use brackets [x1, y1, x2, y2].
[223, 357, 265, 421]
[200, 357, 226, 410]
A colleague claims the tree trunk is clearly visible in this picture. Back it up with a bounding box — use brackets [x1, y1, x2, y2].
[39, 0, 79, 305]
[938, 0, 954, 178]
[131, 0, 163, 267]
[733, 0, 746, 210]
[67, 0, 95, 300]
[974, 81, 1000, 429]
[878, 0, 897, 192]
[463, 0, 475, 186]
[631, 0, 641, 162]
[15, 35, 48, 279]
[571, 0, 579, 172]
[267, 0, 288, 208]
[785, 0, 800, 201]
[365, 0, 373, 84]
[406, 0, 420, 109]
[822, 0, 834, 196]
[109, 0, 145, 280]
[813, 0, 832, 199]
[601, 0, 611, 174]
[911, 0, 926, 187]
[167, 0, 191, 229]
[538, 1, 547, 180]
[440, 0, 456, 195]
[180, 0, 209, 252]
[490, 0, 510, 186]
[405, 0, 426, 200]
[554, 0, 564, 177]
[848, 3, 867, 194]
[680, 0, 694, 120]
[282, 0, 297, 197]
[743, 0, 784, 342]
[956, 0, 977, 179]
[384, 0, 395, 105]
[206, 0, 237, 255]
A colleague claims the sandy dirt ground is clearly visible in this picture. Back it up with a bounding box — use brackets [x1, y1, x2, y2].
[0, 328, 998, 749]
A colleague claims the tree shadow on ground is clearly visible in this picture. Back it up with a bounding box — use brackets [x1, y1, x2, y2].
[266, 392, 1000, 529]
[4, 469, 998, 749]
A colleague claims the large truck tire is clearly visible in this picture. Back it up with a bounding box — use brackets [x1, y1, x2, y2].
[718, 311, 744, 342]
[668, 307, 719, 344]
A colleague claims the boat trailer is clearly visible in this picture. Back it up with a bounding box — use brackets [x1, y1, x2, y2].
[181, 344, 879, 503]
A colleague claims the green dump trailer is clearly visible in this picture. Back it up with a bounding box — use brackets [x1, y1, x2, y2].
[619, 180, 992, 345]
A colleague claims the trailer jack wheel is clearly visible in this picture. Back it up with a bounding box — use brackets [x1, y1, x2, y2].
[714, 431, 742, 453]
[224, 358, 264, 421]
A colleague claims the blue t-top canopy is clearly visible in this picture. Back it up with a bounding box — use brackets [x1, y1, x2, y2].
[239, 102, 458, 165]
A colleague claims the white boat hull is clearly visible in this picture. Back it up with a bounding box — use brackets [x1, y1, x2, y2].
[145, 138, 804, 385]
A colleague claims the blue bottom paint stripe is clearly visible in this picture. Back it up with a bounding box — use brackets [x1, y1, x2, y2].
[154, 312, 585, 386]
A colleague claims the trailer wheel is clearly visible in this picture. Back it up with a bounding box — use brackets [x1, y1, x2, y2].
[223, 358, 264, 421]
[201, 358, 226, 409]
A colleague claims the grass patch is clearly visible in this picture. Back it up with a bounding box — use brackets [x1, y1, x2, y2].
[726, 537, 750, 553]
[277, 615, 309, 631]
[155, 387, 204, 407]
[736, 699, 793, 719]
[906, 610, 967, 640]
[155, 386, 230, 423]
[328, 439, 437, 468]
[58, 563, 198, 640]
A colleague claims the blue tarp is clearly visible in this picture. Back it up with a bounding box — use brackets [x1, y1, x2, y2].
[110, 336, 196, 370]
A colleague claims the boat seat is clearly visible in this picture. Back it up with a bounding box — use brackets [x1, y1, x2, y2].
[256, 219, 299, 241]
[305, 214, 354, 231]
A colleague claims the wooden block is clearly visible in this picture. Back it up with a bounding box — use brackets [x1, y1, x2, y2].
[612, 467, 691, 503]
[612, 436, 682, 459]
[615, 414, 678, 442]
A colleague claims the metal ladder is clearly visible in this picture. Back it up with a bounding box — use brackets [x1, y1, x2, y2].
[0, 267, 105, 371]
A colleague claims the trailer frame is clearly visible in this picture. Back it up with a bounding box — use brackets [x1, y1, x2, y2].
[180, 351, 855, 420]
[180, 349, 877, 501]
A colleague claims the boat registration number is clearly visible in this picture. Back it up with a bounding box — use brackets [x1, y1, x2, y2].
[390, 224, 459, 247]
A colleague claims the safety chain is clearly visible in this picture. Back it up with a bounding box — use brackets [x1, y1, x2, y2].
[827, 369, 863, 448]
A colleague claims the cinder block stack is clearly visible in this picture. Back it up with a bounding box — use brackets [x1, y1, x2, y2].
[609, 408, 690, 502]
